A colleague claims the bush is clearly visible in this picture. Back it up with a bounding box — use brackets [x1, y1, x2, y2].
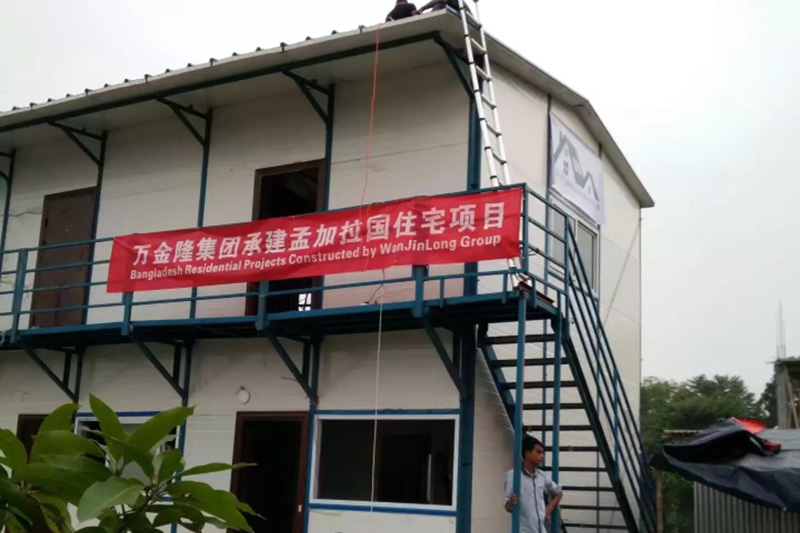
[0, 396, 255, 532]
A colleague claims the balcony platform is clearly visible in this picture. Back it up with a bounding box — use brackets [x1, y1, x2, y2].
[0, 288, 558, 351]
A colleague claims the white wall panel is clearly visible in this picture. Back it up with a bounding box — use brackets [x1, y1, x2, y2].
[309, 509, 455, 533]
[472, 355, 512, 533]
[490, 65, 549, 194]
[319, 331, 459, 410]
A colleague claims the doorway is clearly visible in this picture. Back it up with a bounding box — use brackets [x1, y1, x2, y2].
[16, 414, 46, 456]
[30, 187, 97, 328]
[231, 413, 309, 533]
[247, 161, 325, 315]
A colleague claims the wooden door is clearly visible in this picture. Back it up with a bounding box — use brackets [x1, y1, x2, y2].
[30, 188, 96, 328]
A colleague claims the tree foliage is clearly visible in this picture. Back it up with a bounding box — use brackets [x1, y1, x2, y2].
[759, 376, 778, 428]
[641, 375, 765, 533]
[0, 396, 255, 532]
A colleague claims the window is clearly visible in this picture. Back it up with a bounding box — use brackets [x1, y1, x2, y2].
[76, 416, 177, 484]
[247, 161, 325, 315]
[575, 222, 598, 289]
[313, 417, 456, 508]
[547, 211, 599, 290]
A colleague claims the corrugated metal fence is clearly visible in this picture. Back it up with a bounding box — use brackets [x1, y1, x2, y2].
[694, 483, 800, 533]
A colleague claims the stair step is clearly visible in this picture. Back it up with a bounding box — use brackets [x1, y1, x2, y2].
[562, 486, 615, 492]
[489, 357, 567, 369]
[525, 424, 592, 432]
[547, 446, 598, 453]
[500, 380, 577, 390]
[484, 334, 556, 345]
[522, 402, 584, 410]
[481, 93, 496, 109]
[564, 523, 628, 531]
[561, 505, 621, 512]
[541, 466, 605, 473]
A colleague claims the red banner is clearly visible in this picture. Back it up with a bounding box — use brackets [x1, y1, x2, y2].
[107, 188, 522, 293]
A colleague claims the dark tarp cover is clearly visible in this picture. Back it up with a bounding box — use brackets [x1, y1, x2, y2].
[651, 419, 800, 512]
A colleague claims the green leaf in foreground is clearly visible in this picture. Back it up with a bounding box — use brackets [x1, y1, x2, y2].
[0, 430, 27, 471]
[31, 430, 103, 462]
[177, 462, 252, 479]
[128, 407, 193, 452]
[89, 395, 127, 461]
[168, 481, 254, 532]
[77, 477, 143, 522]
[38, 404, 78, 434]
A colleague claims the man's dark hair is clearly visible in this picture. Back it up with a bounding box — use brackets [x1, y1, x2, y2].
[522, 435, 544, 458]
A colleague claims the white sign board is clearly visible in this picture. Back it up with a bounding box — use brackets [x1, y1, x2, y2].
[549, 114, 605, 225]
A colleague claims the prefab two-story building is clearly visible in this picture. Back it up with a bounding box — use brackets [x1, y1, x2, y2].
[0, 9, 654, 533]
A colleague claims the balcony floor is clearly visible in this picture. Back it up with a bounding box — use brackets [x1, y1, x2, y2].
[0, 291, 557, 350]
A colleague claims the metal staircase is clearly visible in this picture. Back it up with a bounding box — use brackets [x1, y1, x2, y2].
[478, 194, 656, 533]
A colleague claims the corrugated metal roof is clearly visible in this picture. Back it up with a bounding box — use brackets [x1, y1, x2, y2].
[0, 11, 654, 207]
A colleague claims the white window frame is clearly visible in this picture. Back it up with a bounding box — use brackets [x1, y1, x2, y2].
[309, 413, 459, 513]
[574, 220, 599, 291]
[74, 411, 182, 453]
[547, 197, 601, 294]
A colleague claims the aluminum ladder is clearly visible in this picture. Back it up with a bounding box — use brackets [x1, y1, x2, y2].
[456, 0, 511, 187]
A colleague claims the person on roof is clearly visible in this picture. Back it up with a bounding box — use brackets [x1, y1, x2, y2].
[386, 0, 418, 21]
[418, 0, 468, 13]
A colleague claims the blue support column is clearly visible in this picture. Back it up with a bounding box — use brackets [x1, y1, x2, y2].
[512, 295, 528, 533]
[456, 327, 476, 533]
[455, 92, 482, 533]
[541, 94, 553, 448]
[303, 339, 322, 533]
[11, 249, 28, 342]
[156, 99, 212, 318]
[84, 133, 107, 324]
[549, 220, 570, 533]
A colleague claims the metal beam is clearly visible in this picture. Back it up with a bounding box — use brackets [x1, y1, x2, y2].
[19, 343, 83, 402]
[421, 318, 465, 398]
[285, 72, 330, 123]
[158, 98, 208, 147]
[0, 32, 440, 135]
[133, 339, 187, 402]
[264, 332, 315, 400]
[0, 150, 15, 268]
[283, 71, 331, 96]
[434, 37, 472, 98]
[50, 122, 103, 165]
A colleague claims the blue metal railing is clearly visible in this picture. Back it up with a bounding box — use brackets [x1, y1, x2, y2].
[0, 184, 548, 337]
[560, 222, 656, 532]
[0, 184, 654, 530]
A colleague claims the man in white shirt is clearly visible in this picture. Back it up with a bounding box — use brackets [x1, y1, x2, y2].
[504, 435, 564, 533]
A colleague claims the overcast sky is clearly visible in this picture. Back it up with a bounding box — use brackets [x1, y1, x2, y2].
[2, 0, 798, 394]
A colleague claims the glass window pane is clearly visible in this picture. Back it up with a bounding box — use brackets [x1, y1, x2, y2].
[549, 211, 567, 267]
[576, 224, 597, 288]
[316, 419, 455, 505]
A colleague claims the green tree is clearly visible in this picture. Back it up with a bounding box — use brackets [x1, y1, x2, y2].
[641, 375, 765, 533]
[760, 377, 778, 427]
[0, 396, 255, 532]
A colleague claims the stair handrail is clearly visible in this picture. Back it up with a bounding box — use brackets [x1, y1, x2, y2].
[564, 223, 657, 528]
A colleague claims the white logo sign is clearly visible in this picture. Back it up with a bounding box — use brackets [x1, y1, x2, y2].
[550, 114, 605, 225]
